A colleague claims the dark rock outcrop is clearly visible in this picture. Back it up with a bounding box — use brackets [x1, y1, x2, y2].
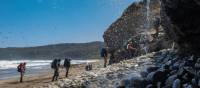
[161, 0, 200, 55]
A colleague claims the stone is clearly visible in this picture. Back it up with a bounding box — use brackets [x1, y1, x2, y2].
[165, 74, 177, 87]
[198, 79, 200, 87]
[146, 84, 153, 88]
[147, 66, 159, 73]
[140, 71, 149, 78]
[119, 79, 130, 87]
[172, 79, 181, 88]
[129, 77, 147, 88]
[146, 70, 168, 84]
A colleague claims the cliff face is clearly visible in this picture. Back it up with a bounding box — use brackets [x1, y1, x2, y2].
[104, 2, 146, 51]
[103, 0, 172, 63]
[161, 0, 200, 55]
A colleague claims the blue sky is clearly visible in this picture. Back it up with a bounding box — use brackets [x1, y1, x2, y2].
[0, 0, 135, 47]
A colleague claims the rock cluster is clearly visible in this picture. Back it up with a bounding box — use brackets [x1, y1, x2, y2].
[38, 51, 157, 88]
[161, 0, 200, 55]
[39, 49, 200, 88]
[121, 50, 200, 88]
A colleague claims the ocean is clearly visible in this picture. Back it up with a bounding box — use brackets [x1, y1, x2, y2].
[0, 60, 97, 80]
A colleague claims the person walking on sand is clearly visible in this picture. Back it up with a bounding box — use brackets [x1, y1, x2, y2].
[17, 62, 26, 83]
[51, 59, 61, 81]
[64, 58, 71, 77]
[101, 47, 108, 68]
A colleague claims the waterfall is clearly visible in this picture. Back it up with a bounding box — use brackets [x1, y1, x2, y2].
[139, 0, 151, 54]
[144, 0, 151, 54]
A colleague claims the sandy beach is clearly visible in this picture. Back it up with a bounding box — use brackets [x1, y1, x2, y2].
[0, 64, 88, 88]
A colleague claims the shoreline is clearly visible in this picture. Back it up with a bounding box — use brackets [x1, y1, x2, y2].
[0, 59, 99, 80]
[0, 60, 102, 88]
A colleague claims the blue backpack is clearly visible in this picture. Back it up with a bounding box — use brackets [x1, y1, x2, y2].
[100, 48, 107, 57]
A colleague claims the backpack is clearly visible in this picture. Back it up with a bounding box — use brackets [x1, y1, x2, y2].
[51, 59, 57, 69]
[100, 48, 107, 57]
[64, 59, 71, 67]
[17, 63, 22, 72]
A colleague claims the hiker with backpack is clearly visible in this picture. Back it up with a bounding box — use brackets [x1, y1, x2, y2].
[51, 59, 61, 81]
[64, 58, 71, 77]
[17, 62, 26, 83]
[101, 47, 108, 68]
[127, 41, 137, 58]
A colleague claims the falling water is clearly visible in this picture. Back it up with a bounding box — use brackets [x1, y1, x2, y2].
[144, 0, 151, 54]
[139, 0, 151, 55]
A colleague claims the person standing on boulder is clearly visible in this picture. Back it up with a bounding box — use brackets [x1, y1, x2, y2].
[101, 47, 108, 68]
[64, 58, 71, 77]
[17, 62, 26, 83]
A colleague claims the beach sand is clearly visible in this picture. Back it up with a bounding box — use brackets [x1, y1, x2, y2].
[0, 64, 89, 88]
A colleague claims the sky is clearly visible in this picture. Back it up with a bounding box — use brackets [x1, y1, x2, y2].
[0, 0, 136, 48]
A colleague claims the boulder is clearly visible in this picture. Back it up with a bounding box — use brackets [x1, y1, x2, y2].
[172, 79, 181, 88]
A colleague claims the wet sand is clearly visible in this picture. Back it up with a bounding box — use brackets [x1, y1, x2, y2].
[0, 64, 87, 88]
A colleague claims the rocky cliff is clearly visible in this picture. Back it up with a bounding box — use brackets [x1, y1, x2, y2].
[103, 0, 172, 63]
[104, 0, 160, 50]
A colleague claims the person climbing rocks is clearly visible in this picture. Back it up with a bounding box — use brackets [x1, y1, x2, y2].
[17, 62, 26, 83]
[64, 58, 71, 77]
[101, 47, 108, 68]
[153, 17, 160, 38]
[51, 59, 61, 81]
[127, 41, 137, 58]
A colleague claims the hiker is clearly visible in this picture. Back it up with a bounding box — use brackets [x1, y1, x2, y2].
[64, 58, 71, 77]
[101, 47, 108, 68]
[127, 41, 137, 58]
[17, 62, 26, 83]
[51, 59, 61, 81]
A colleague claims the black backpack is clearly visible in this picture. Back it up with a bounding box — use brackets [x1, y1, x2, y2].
[51, 59, 57, 69]
[17, 64, 21, 72]
[64, 59, 71, 67]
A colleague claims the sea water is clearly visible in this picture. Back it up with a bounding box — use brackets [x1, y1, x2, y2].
[0, 60, 97, 80]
